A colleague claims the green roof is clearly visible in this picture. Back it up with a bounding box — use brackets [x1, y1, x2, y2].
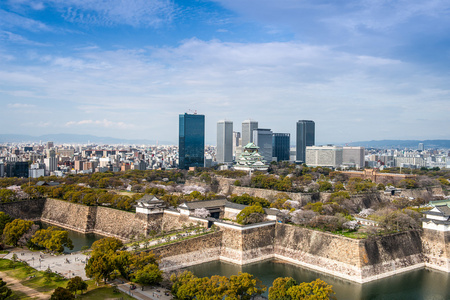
[244, 142, 259, 149]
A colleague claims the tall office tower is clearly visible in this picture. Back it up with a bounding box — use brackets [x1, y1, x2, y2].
[242, 120, 258, 146]
[343, 146, 365, 169]
[272, 133, 290, 162]
[179, 113, 205, 169]
[217, 120, 233, 163]
[418, 143, 424, 151]
[232, 131, 241, 158]
[253, 128, 273, 162]
[47, 141, 54, 149]
[296, 120, 315, 163]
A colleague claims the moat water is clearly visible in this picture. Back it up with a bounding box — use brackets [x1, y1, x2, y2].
[39, 222, 105, 253]
[186, 260, 450, 300]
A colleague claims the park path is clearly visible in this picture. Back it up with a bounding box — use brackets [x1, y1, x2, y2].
[0, 271, 50, 299]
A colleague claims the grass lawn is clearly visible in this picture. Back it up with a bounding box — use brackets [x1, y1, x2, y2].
[0, 259, 67, 293]
[0, 259, 135, 299]
[7, 290, 37, 300]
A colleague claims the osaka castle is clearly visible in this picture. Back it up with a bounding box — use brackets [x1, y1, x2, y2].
[234, 143, 268, 172]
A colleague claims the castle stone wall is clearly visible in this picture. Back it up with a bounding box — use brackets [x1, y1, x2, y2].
[0, 199, 46, 220]
[151, 231, 223, 271]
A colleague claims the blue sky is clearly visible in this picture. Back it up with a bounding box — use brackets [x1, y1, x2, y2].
[1, 0, 449, 145]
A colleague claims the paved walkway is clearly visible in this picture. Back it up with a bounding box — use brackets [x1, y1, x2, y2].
[113, 280, 173, 300]
[0, 271, 49, 299]
[4, 249, 89, 280]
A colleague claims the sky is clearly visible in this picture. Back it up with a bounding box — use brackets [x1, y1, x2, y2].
[1, 0, 450, 145]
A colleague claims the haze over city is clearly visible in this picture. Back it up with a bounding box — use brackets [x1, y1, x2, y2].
[1, 0, 450, 144]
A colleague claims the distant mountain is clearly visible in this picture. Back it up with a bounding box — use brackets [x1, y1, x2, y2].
[345, 140, 450, 149]
[0, 134, 175, 145]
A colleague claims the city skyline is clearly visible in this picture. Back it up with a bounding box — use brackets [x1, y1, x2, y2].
[1, 1, 450, 144]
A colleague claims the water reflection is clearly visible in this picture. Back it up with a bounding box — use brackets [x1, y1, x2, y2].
[186, 260, 450, 300]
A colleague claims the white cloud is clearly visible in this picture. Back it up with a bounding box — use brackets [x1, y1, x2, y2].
[65, 119, 135, 129]
[7, 103, 36, 108]
[1, 38, 449, 142]
[53, 0, 177, 27]
[0, 30, 49, 46]
[0, 9, 51, 32]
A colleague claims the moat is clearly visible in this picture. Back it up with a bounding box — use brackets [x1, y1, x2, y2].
[186, 260, 450, 300]
[39, 221, 105, 253]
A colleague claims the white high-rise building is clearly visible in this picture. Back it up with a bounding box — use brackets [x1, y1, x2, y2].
[217, 120, 233, 163]
[44, 149, 58, 175]
[306, 145, 343, 168]
[343, 146, 365, 169]
[242, 120, 258, 146]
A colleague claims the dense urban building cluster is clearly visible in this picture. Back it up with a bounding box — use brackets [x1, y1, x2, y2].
[0, 112, 448, 178]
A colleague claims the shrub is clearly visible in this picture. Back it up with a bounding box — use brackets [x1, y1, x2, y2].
[236, 205, 265, 225]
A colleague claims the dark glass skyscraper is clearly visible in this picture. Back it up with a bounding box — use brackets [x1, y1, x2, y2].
[296, 120, 315, 163]
[272, 133, 290, 161]
[179, 113, 205, 169]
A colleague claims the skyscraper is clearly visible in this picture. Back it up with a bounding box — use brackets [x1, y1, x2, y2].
[179, 113, 205, 169]
[296, 120, 315, 163]
[232, 131, 241, 159]
[217, 120, 233, 164]
[253, 128, 273, 162]
[242, 120, 258, 146]
[272, 133, 290, 161]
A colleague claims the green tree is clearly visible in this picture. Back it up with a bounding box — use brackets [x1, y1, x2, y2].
[318, 181, 333, 192]
[0, 212, 12, 236]
[91, 237, 123, 254]
[236, 205, 265, 225]
[2, 219, 33, 246]
[0, 278, 12, 300]
[286, 278, 336, 300]
[67, 276, 88, 295]
[133, 263, 163, 286]
[31, 226, 74, 253]
[51, 287, 75, 300]
[269, 277, 297, 300]
[85, 250, 117, 284]
[225, 272, 266, 300]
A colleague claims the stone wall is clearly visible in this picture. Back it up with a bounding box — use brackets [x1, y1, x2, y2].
[93, 206, 145, 239]
[274, 224, 425, 282]
[0, 199, 46, 220]
[40, 198, 94, 232]
[399, 186, 443, 199]
[359, 231, 424, 281]
[422, 229, 450, 272]
[151, 231, 223, 271]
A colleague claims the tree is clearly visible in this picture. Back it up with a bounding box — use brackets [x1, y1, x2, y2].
[291, 210, 317, 225]
[31, 226, 74, 253]
[0, 212, 12, 236]
[236, 205, 265, 225]
[91, 237, 123, 254]
[193, 208, 211, 218]
[2, 219, 33, 246]
[133, 263, 163, 286]
[67, 276, 88, 295]
[85, 250, 117, 284]
[225, 272, 266, 300]
[286, 279, 336, 300]
[51, 287, 75, 300]
[269, 277, 297, 300]
[0, 278, 12, 300]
